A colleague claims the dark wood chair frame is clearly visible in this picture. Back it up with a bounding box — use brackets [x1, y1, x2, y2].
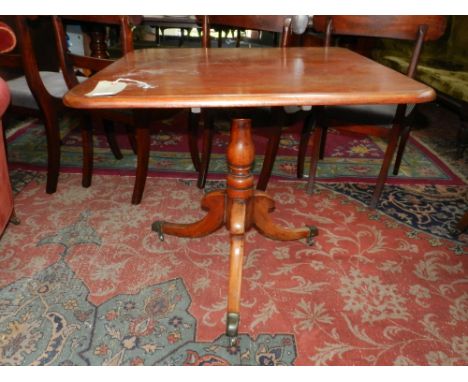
[191, 15, 309, 191]
[53, 16, 186, 204]
[0, 16, 138, 194]
[0, 16, 74, 193]
[297, 16, 447, 208]
[52, 16, 143, 190]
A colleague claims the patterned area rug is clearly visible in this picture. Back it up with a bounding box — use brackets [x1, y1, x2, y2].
[5, 111, 464, 185]
[323, 183, 467, 246]
[1, 174, 467, 365]
[411, 102, 468, 181]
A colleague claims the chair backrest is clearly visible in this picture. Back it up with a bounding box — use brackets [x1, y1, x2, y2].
[0, 16, 57, 111]
[313, 16, 447, 78]
[200, 15, 310, 48]
[313, 16, 447, 42]
[52, 16, 142, 89]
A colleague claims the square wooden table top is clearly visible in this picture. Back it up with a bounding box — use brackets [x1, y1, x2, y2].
[63, 47, 436, 110]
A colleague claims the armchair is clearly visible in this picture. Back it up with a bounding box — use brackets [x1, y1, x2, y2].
[0, 22, 16, 236]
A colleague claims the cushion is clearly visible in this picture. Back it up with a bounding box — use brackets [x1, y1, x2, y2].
[446, 16, 468, 68]
[372, 16, 468, 103]
[418, 66, 468, 103]
[7, 71, 86, 110]
[381, 55, 468, 103]
[324, 103, 415, 126]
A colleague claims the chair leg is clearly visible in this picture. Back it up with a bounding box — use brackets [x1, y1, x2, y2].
[297, 111, 315, 179]
[370, 122, 403, 209]
[456, 211, 468, 233]
[126, 124, 137, 155]
[393, 124, 411, 175]
[455, 114, 467, 159]
[132, 110, 151, 205]
[82, 116, 94, 188]
[103, 119, 123, 160]
[188, 111, 201, 172]
[218, 29, 222, 47]
[197, 113, 214, 189]
[319, 126, 328, 160]
[43, 112, 61, 194]
[370, 105, 408, 208]
[178, 28, 185, 47]
[305, 124, 324, 195]
[257, 124, 282, 191]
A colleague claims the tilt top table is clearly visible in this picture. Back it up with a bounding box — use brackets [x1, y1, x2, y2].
[64, 47, 435, 110]
[64, 47, 436, 343]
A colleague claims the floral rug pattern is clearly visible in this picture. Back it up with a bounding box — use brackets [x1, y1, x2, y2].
[322, 183, 467, 246]
[2, 102, 467, 365]
[0, 258, 294, 365]
[1, 174, 467, 365]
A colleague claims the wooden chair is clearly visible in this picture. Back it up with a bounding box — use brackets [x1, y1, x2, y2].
[52, 16, 183, 204]
[192, 15, 310, 190]
[0, 16, 80, 194]
[298, 16, 447, 208]
[0, 16, 130, 194]
[52, 16, 142, 189]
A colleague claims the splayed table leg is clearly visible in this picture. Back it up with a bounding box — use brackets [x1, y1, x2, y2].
[152, 118, 318, 344]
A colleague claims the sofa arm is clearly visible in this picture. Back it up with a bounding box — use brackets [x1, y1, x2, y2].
[0, 76, 14, 235]
[0, 76, 11, 115]
[0, 21, 17, 53]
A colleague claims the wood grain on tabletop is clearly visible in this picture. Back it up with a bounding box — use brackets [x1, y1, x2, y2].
[63, 47, 436, 109]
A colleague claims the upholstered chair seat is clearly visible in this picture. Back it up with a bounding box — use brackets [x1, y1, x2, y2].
[323, 103, 415, 126]
[7, 71, 86, 109]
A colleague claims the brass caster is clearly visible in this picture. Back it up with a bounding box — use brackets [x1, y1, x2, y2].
[229, 336, 238, 347]
[226, 312, 239, 340]
[151, 221, 165, 241]
[306, 225, 318, 246]
[10, 215, 20, 225]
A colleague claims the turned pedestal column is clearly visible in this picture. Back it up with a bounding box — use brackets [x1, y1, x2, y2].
[152, 118, 317, 343]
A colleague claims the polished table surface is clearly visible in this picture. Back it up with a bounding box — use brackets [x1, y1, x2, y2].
[64, 47, 435, 109]
[63, 47, 436, 343]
